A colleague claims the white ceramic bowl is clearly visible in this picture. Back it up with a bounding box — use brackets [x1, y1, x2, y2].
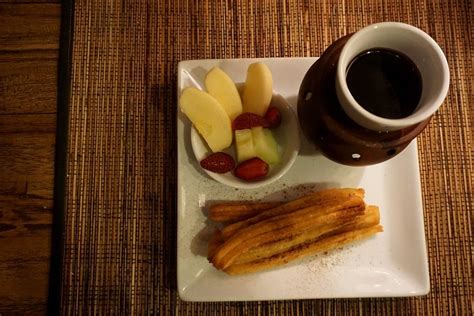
[335, 22, 450, 131]
[191, 93, 300, 189]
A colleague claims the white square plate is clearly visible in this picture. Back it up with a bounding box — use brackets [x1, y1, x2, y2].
[177, 58, 429, 301]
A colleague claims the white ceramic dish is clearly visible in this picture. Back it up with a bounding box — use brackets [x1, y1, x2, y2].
[177, 58, 429, 301]
[190, 91, 300, 189]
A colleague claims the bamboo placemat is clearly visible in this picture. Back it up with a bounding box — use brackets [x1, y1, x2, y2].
[60, 0, 472, 314]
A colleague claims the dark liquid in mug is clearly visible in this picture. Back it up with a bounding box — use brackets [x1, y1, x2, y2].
[346, 48, 422, 119]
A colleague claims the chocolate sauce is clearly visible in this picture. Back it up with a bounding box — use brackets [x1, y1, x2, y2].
[346, 48, 422, 119]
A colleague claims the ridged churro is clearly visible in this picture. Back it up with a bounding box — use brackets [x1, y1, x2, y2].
[211, 196, 365, 269]
[225, 225, 383, 275]
[205, 188, 382, 275]
[208, 201, 283, 223]
[221, 188, 364, 239]
[234, 205, 380, 265]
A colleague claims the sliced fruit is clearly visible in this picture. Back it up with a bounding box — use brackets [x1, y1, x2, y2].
[200, 152, 235, 173]
[205, 67, 243, 120]
[251, 127, 280, 165]
[179, 87, 232, 152]
[232, 112, 266, 131]
[264, 106, 282, 128]
[242, 62, 273, 116]
[235, 129, 257, 162]
[234, 158, 269, 181]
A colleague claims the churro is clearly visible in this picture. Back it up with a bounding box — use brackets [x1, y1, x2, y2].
[208, 201, 283, 223]
[205, 188, 383, 275]
[225, 225, 383, 275]
[221, 188, 364, 239]
[234, 205, 380, 265]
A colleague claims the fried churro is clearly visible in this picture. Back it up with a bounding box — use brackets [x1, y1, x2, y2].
[208, 201, 283, 223]
[225, 225, 383, 275]
[211, 196, 365, 269]
[221, 188, 364, 239]
[234, 205, 380, 265]
[205, 188, 383, 275]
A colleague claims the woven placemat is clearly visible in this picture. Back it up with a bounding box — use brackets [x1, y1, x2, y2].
[60, 0, 472, 314]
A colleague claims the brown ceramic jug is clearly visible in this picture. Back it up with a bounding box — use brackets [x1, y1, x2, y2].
[297, 23, 449, 166]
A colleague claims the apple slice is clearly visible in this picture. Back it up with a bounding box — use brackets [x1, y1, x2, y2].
[235, 129, 257, 162]
[179, 87, 232, 152]
[251, 127, 280, 165]
[205, 67, 243, 120]
[242, 63, 273, 116]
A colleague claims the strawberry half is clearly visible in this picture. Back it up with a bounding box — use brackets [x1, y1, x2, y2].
[200, 152, 235, 174]
[264, 106, 282, 128]
[234, 157, 269, 181]
[232, 113, 266, 131]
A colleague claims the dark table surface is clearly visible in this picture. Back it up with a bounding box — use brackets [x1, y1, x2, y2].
[0, 1, 60, 314]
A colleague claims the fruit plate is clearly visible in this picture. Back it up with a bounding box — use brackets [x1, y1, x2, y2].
[177, 58, 429, 301]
